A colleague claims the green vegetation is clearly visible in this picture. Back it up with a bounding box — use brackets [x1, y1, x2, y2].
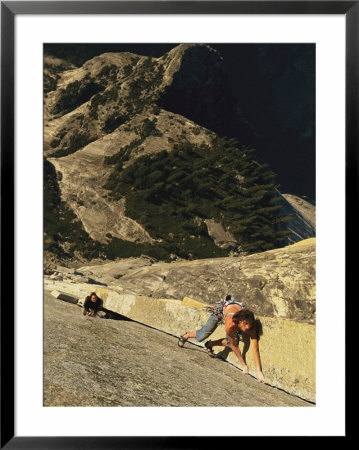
[45, 137, 292, 262]
[44, 158, 177, 261]
[125, 57, 164, 113]
[192, 126, 201, 135]
[103, 138, 291, 255]
[123, 57, 140, 77]
[44, 63, 70, 94]
[50, 138, 61, 148]
[152, 105, 161, 115]
[52, 132, 96, 158]
[98, 64, 118, 82]
[123, 64, 133, 77]
[104, 142, 136, 168]
[88, 86, 119, 119]
[44, 157, 94, 258]
[104, 118, 163, 168]
[54, 77, 104, 115]
[44, 73, 59, 94]
[102, 113, 130, 133]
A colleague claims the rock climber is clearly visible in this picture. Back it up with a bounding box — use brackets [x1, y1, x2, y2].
[83, 292, 105, 318]
[178, 294, 265, 383]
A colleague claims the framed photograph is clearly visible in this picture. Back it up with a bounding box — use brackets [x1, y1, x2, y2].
[2, 0, 353, 446]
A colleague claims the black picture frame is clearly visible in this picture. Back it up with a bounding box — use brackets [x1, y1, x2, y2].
[1, 1, 354, 447]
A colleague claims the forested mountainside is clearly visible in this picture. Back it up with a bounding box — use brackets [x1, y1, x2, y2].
[44, 43, 315, 264]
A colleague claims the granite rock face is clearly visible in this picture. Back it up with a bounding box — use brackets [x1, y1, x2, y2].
[74, 238, 316, 323]
[280, 193, 315, 244]
[44, 291, 312, 406]
[46, 238, 316, 324]
[43, 239, 316, 401]
[43, 284, 316, 402]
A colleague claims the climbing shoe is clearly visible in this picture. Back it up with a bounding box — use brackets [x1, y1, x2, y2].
[178, 335, 187, 347]
[205, 341, 215, 357]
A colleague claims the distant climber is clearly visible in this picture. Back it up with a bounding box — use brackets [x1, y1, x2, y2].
[83, 292, 105, 318]
[178, 295, 265, 383]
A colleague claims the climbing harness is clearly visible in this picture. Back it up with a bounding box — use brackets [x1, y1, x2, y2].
[204, 295, 246, 322]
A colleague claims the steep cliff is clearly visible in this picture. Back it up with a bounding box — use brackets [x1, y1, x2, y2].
[44, 292, 312, 406]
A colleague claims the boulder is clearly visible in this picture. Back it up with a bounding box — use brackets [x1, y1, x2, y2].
[204, 219, 238, 250]
[50, 290, 79, 304]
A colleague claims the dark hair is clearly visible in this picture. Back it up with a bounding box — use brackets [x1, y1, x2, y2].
[232, 309, 255, 327]
[90, 292, 97, 298]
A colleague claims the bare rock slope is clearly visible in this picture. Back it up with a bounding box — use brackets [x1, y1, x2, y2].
[44, 291, 311, 407]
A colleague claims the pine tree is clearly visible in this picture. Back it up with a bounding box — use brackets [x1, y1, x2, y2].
[103, 137, 292, 258]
